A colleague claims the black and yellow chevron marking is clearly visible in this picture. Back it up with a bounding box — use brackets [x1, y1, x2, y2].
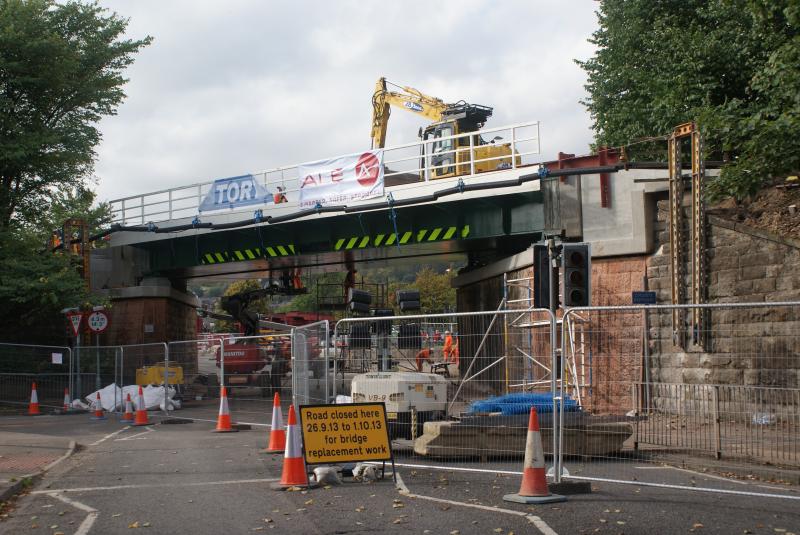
[200, 244, 296, 265]
[333, 225, 470, 251]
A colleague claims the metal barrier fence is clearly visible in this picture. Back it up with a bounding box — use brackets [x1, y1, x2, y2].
[291, 320, 330, 408]
[217, 333, 294, 407]
[557, 302, 800, 497]
[0, 343, 73, 407]
[333, 308, 559, 466]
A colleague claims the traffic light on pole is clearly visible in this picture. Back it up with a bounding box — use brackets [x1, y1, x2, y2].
[561, 243, 591, 307]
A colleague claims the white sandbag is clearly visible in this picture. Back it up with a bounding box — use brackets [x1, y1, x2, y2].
[143, 384, 176, 410]
[335, 395, 353, 404]
[85, 383, 122, 411]
[71, 399, 90, 410]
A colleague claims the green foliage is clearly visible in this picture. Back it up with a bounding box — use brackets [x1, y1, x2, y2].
[0, 0, 151, 230]
[412, 266, 456, 314]
[579, 0, 800, 199]
[0, 231, 90, 343]
[0, 1, 148, 344]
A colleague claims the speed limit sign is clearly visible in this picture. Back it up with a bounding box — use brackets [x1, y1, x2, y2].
[87, 310, 109, 333]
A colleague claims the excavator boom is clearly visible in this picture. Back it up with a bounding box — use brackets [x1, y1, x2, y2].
[371, 77, 493, 149]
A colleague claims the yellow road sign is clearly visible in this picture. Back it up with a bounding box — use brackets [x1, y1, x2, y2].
[299, 403, 392, 465]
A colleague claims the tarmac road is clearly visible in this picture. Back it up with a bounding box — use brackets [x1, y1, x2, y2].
[1, 412, 799, 534]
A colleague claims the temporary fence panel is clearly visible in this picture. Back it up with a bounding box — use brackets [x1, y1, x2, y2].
[557, 302, 800, 498]
[217, 333, 293, 418]
[333, 308, 558, 470]
[74, 345, 121, 401]
[291, 320, 330, 408]
[0, 343, 73, 408]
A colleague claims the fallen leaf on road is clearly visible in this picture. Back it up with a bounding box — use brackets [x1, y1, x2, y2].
[356, 521, 363, 526]
[693, 523, 704, 529]
[41, 505, 53, 509]
[450, 531, 460, 535]
[599, 519, 607, 523]
[50, 525, 58, 529]
[295, 508, 306, 513]
[494, 529, 503, 533]
[30, 524, 39, 529]
[143, 522, 150, 528]
[251, 528, 264, 531]
[304, 499, 314, 505]
[392, 503, 404, 509]
[285, 486, 302, 492]
[617, 521, 626, 525]
[439, 505, 450, 511]
[58, 511, 65, 516]
[392, 519, 405, 525]
[323, 486, 331, 490]
[355, 507, 365, 512]
[129, 521, 139, 528]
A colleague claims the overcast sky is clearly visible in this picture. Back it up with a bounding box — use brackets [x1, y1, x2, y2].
[93, 0, 599, 203]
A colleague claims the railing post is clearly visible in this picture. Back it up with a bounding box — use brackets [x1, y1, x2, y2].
[168, 190, 173, 220]
[469, 135, 475, 176]
[511, 126, 517, 169]
[712, 385, 721, 459]
[121, 199, 126, 225]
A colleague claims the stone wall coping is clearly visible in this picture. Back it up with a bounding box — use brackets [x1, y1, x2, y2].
[709, 215, 800, 250]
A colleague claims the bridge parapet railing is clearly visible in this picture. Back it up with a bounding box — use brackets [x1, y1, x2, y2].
[109, 121, 540, 226]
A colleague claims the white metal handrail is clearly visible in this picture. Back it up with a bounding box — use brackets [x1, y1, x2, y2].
[109, 121, 540, 225]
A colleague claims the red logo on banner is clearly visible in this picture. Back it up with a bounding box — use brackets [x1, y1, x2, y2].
[355, 152, 380, 187]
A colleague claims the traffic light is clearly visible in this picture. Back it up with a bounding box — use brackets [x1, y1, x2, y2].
[561, 243, 591, 307]
[533, 244, 553, 309]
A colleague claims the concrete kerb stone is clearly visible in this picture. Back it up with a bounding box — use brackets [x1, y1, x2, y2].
[0, 440, 77, 503]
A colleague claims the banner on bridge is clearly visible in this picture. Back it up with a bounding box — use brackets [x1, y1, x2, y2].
[298, 150, 384, 209]
[199, 174, 273, 212]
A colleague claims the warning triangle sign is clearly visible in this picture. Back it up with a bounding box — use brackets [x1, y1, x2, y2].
[67, 313, 83, 337]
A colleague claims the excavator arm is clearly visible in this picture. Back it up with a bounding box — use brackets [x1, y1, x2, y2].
[371, 77, 448, 149]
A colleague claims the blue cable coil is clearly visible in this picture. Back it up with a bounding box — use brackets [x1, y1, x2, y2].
[467, 392, 579, 415]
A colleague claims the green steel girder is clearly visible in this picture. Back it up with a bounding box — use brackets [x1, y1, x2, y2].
[142, 192, 543, 273]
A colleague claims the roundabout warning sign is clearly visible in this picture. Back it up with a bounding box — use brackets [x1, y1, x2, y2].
[299, 403, 393, 466]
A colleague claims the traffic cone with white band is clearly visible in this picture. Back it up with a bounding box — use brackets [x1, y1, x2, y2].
[212, 386, 237, 433]
[263, 392, 285, 453]
[90, 392, 106, 420]
[28, 383, 41, 415]
[503, 407, 566, 504]
[133, 386, 149, 426]
[62, 388, 70, 412]
[120, 393, 134, 423]
[273, 405, 309, 489]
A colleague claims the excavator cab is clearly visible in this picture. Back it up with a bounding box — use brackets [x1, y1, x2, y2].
[420, 114, 513, 180]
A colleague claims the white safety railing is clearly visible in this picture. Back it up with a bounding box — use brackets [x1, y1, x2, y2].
[109, 121, 540, 226]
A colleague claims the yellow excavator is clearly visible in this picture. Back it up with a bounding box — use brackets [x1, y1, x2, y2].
[370, 77, 516, 180]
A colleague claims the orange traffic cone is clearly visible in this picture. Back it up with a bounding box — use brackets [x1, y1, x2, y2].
[28, 382, 41, 415]
[212, 386, 237, 433]
[273, 405, 309, 489]
[120, 393, 134, 423]
[263, 392, 286, 453]
[133, 386, 150, 426]
[62, 388, 70, 412]
[90, 392, 106, 421]
[503, 407, 566, 504]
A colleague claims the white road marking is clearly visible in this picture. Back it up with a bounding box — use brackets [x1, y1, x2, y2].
[114, 426, 155, 441]
[166, 416, 270, 427]
[87, 427, 129, 446]
[31, 477, 279, 494]
[394, 471, 558, 535]
[565, 475, 800, 500]
[635, 465, 747, 485]
[47, 492, 98, 535]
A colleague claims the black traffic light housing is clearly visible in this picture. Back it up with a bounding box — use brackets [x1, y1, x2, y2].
[533, 244, 558, 309]
[561, 243, 591, 307]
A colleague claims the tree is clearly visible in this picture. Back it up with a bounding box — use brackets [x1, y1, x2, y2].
[0, 0, 152, 230]
[413, 266, 456, 314]
[578, 1, 800, 199]
[0, 1, 149, 343]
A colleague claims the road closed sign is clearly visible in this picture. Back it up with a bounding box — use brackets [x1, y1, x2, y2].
[299, 403, 392, 465]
